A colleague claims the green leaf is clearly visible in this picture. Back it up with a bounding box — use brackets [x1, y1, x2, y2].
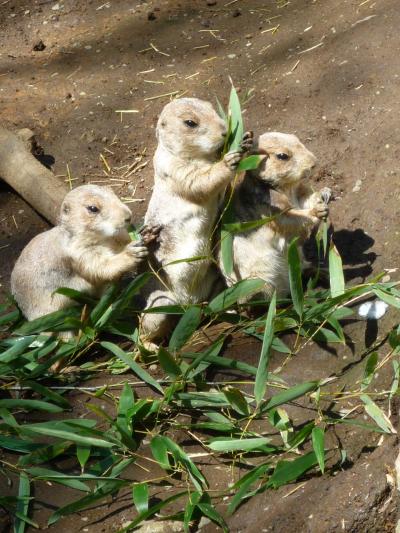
[18, 441, 73, 467]
[329, 244, 345, 297]
[184, 491, 201, 533]
[222, 215, 274, 234]
[15, 308, 82, 335]
[169, 306, 202, 351]
[197, 502, 228, 532]
[207, 278, 265, 314]
[267, 451, 318, 488]
[220, 202, 235, 276]
[100, 341, 163, 394]
[14, 472, 30, 533]
[184, 337, 224, 378]
[21, 421, 115, 448]
[132, 483, 149, 515]
[373, 287, 400, 309]
[390, 360, 400, 399]
[150, 436, 171, 470]
[223, 386, 250, 416]
[54, 287, 97, 306]
[361, 352, 378, 390]
[360, 394, 397, 434]
[237, 155, 262, 171]
[23, 380, 70, 409]
[311, 427, 325, 473]
[49, 481, 128, 525]
[0, 399, 63, 413]
[255, 292, 276, 405]
[151, 436, 207, 491]
[157, 347, 182, 379]
[117, 492, 187, 532]
[228, 463, 270, 515]
[227, 84, 244, 151]
[261, 381, 319, 413]
[288, 239, 304, 318]
[26, 467, 90, 492]
[117, 383, 134, 435]
[76, 445, 91, 472]
[208, 437, 271, 452]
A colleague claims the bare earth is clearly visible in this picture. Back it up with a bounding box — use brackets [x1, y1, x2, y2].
[0, 0, 399, 531]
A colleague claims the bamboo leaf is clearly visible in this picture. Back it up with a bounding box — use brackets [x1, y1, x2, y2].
[0, 399, 63, 413]
[288, 239, 304, 318]
[311, 427, 325, 473]
[207, 278, 265, 314]
[237, 155, 262, 171]
[261, 381, 319, 413]
[223, 386, 250, 416]
[208, 437, 271, 452]
[169, 306, 202, 351]
[267, 451, 318, 488]
[255, 292, 276, 405]
[132, 483, 149, 515]
[360, 394, 397, 434]
[101, 341, 164, 394]
[361, 352, 378, 390]
[14, 473, 31, 533]
[329, 243, 345, 297]
[157, 347, 182, 379]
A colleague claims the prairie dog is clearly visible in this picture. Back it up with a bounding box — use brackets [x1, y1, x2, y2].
[142, 97, 252, 341]
[221, 132, 331, 298]
[11, 184, 153, 322]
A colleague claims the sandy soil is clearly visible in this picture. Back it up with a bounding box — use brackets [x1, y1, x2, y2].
[1, 0, 400, 531]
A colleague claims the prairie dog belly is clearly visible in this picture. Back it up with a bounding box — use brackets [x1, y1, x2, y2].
[146, 191, 219, 302]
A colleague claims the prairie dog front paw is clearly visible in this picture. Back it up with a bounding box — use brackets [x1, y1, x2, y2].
[240, 131, 254, 153]
[125, 242, 149, 260]
[319, 187, 332, 205]
[224, 150, 243, 171]
[311, 201, 329, 220]
[139, 224, 162, 245]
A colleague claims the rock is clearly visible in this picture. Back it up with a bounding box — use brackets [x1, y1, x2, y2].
[134, 519, 184, 532]
[32, 40, 46, 51]
[352, 179, 362, 192]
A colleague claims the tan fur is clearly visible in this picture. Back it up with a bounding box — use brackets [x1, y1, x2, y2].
[11, 184, 149, 322]
[220, 132, 331, 299]
[142, 97, 252, 342]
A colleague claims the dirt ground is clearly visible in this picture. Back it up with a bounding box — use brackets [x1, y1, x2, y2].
[1, 0, 400, 531]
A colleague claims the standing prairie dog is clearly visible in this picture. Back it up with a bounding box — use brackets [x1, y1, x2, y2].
[11, 184, 157, 323]
[142, 97, 252, 341]
[220, 132, 331, 299]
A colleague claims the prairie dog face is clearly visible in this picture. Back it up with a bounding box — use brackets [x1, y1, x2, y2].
[60, 185, 132, 238]
[254, 132, 316, 188]
[156, 97, 227, 159]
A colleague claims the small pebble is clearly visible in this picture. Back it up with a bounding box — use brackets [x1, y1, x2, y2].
[352, 179, 362, 192]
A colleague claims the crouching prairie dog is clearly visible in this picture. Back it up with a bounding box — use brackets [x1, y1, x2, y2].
[220, 132, 331, 299]
[141, 97, 253, 342]
[11, 184, 158, 324]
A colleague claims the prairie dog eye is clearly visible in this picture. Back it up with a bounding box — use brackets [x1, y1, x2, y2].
[87, 205, 100, 214]
[184, 119, 198, 128]
[276, 153, 290, 161]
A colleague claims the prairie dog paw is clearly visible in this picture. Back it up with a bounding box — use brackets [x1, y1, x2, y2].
[224, 150, 243, 171]
[126, 242, 149, 258]
[139, 224, 162, 245]
[311, 201, 329, 220]
[319, 187, 332, 205]
[240, 131, 254, 153]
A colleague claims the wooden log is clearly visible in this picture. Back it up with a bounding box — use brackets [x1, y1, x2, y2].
[0, 127, 68, 225]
